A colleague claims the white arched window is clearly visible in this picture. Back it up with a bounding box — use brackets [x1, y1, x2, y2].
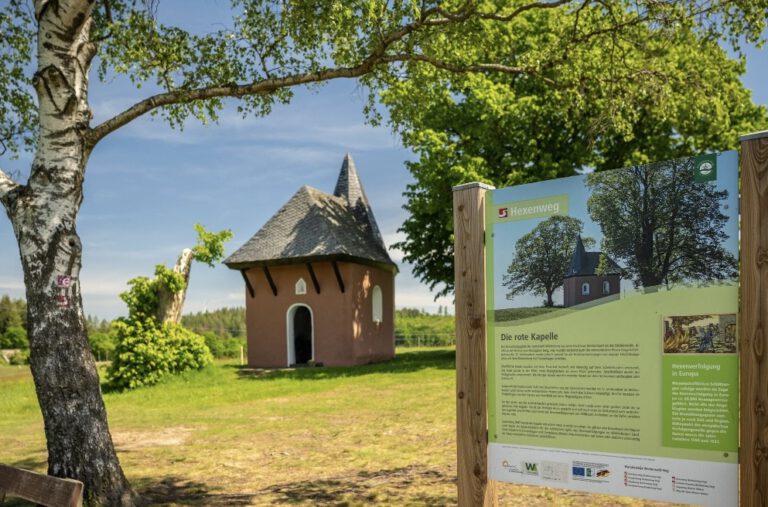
[372, 285, 383, 323]
[295, 278, 307, 295]
[581, 282, 590, 296]
[602, 280, 610, 294]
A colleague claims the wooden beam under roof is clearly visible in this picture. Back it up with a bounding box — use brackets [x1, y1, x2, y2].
[306, 263, 321, 294]
[263, 266, 278, 296]
[240, 270, 255, 298]
[331, 261, 345, 293]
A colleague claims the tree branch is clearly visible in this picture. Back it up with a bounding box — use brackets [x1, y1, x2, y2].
[87, 5, 441, 146]
[84, 0, 574, 147]
[0, 167, 20, 207]
[379, 54, 560, 86]
[477, 0, 571, 21]
[86, 62, 378, 146]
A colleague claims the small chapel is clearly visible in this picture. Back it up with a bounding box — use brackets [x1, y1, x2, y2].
[224, 154, 397, 368]
[562, 236, 623, 307]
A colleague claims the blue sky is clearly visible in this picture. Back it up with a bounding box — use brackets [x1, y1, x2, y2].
[0, 6, 765, 319]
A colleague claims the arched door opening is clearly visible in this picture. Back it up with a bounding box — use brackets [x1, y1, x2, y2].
[287, 304, 313, 366]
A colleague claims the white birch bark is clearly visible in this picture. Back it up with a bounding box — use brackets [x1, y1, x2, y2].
[1, 1, 135, 504]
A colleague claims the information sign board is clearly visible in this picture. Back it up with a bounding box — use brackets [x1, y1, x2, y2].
[485, 152, 739, 506]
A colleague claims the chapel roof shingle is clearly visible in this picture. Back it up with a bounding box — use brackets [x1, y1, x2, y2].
[224, 155, 396, 271]
[565, 236, 623, 277]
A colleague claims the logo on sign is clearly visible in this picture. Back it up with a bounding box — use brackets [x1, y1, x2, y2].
[57, 275, 72, 288]
[694, 154, 717, 183]
[498, 207, 508, 219]
[523, 462, 539, 475]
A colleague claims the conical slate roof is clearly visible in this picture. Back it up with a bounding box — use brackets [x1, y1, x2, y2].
[565, 236, 622, 277]
[224, 156, 395, 271]
[333, 153, 386, 248]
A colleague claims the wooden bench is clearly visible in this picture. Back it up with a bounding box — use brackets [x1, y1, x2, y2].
[0, 464, 83, 507]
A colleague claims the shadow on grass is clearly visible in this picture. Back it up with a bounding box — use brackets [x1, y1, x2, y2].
[8, 455, 47, 471]
[264, 465, 455, 506]
[230, 348, 455, 381]
[138, 477, 254, 506]
[137, 464, 455, 506]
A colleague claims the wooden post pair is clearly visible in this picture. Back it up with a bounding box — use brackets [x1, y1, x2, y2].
[453, 132, 768, 507]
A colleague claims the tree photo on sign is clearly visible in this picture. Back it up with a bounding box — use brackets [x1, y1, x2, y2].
[586, 157, 738, 289]
[0, 0, 765, 504]
[502, 215, 592, 307]
[491, 152, 739, 320]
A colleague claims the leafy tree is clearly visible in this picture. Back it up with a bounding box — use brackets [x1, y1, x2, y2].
[394, 307, 424, 318]
[586, 158, 738, 288]
[85, 315, 111, 334]
[1, 326, 28, 349]
[88, 331, 116, 361]
[111, 225, 230, 390]
[502, 216, 586, 307]
[0, 1, 765, 502]
[201, 331, 246, 359]
[110, 243, 216, 391]
[0, 296, 24, 334]
[192, 224, 234, 267]
[384, 8, 767, 297]
[121, 224, 232, 324]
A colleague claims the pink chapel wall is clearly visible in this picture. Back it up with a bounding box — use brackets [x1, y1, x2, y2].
[242, 261, 395, 368]
[563, 273, 621, 307]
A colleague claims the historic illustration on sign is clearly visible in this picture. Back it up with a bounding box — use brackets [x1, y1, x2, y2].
[662, 314, 737, 354]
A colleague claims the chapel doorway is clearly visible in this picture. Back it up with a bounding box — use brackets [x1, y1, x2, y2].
[292, 305, 312, 365]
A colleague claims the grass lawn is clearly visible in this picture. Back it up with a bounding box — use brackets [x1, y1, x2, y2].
[0, 349, 683, 506]
[494, 307, 558, 323]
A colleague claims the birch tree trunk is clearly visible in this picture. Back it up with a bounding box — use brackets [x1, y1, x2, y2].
[0, 2, 134, 504]
[156, 248, 194, 324]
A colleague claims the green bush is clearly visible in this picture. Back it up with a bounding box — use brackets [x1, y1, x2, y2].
[107, 319, 213, 390]
[88, 331, 116, 361]
[0, 326, 28, 349]
[202, 332, 245, 359]
[9, 349, 29, 365]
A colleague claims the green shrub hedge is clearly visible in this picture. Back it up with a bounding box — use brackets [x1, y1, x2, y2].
[107, 319, 212, 390]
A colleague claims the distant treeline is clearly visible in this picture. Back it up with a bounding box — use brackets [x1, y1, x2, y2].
[0, 296, 27, 351]
[395, 307, 454, 347]
[1, 296, 455, 357]
[181, 307, 247, 338]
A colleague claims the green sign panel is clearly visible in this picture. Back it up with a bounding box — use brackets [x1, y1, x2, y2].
[485, 152, 739, 507]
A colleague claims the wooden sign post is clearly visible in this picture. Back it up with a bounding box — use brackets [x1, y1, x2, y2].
[454, 133, 768, 507]
[739, 131, 768, 507]
[453, 182, 497, 506]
